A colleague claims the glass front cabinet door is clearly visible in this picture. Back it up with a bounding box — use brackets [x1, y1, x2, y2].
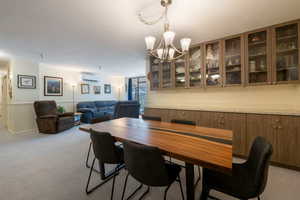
[223, 36, 244, 86]
[245, 29, 272, 85]
[150, 56, 160, 90]
[272, 21, 300, 83]
[188, 45, 203, 87]
[204, 41, 222, 86]
[161, 62, 173, 88]
[174, 56, 187, 88]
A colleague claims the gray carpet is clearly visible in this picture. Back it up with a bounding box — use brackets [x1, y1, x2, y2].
[0, 126, 299, 200]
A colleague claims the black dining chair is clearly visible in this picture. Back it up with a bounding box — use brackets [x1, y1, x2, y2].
[85, 118, 111, 172]
[170, 119, 201, 187]
[142, 115, 162, 121]
[200, 136, 273, 200]
[86, 130, 124, 199]
[121, 141, 184, 200]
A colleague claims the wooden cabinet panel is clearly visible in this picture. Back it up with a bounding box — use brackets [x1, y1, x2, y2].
[246, 114, 277, 161]
[167, 109, 198, 123]
[221, 113, 246, 156]
[144, 108, 169, 122]
[275, 116, 300, 167]
[197, 112, 246, 155]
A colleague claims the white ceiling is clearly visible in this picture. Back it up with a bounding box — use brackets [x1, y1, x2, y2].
[0, 0, 299, 76]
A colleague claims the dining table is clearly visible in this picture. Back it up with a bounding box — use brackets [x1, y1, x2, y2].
[79, 117, 233, 200]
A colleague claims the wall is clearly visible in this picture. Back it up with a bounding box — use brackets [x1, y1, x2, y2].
[145, 59, 300, 115]
[6, 59, 126, 134]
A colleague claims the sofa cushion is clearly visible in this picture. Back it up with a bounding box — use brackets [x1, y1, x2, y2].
[94, 100, 117, 108]
[77, 102, 96, 109]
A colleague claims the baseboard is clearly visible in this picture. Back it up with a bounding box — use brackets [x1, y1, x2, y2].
[8, 128, 38, 135]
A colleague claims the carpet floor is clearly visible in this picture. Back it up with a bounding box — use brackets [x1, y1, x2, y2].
[0, 125, 299, 200]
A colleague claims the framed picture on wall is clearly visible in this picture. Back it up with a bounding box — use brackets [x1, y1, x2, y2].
[44, 76, 63, 96]
[104, 84, 111, 94]
[18, 75, 36, 89]
[81, 84, 90, 94]
[93, 86, 101, 94]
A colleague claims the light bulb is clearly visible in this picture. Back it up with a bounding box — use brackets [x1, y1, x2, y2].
[157, 49, 163, 59]
[180, 38, 191, 51]
[163, 31, 175, 46]
[145, 36, 156, 50]
[168, 48, 175, 59]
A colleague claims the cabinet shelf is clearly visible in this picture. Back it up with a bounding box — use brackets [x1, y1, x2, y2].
[248, 41, 267, 46]
[276, 48, 298, 54]
[276, 34, 298, 41]
[249, 53, 267, 58]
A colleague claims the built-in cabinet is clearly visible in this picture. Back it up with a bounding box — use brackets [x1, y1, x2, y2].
[144, 107, 300, 170]
[149, 19, 300, 90]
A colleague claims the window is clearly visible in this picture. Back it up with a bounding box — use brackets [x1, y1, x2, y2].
[129, 76, 147, 114]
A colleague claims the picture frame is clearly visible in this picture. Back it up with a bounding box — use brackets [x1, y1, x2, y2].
[93, 86, 101, 94]
[81, 84, 90, 94]
[18, 75, 36, 89]
[104, 84, 111, 94]
[44, 76, 63, 96]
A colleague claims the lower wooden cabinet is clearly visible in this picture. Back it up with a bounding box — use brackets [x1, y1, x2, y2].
[246, 114, 277, 161]
[144, 107, 300, 170]
[274, 115, 300, 168]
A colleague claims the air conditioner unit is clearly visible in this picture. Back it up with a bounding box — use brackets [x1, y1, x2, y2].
[80, 72, 100, 83]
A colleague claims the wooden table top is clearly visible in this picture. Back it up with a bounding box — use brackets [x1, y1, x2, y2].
[79, 118, 233, 174]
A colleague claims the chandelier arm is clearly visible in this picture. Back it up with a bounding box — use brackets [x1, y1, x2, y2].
[170, 43, 183, 54]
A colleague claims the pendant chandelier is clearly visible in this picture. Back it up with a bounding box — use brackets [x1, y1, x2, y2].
[139, 0, 191, 62]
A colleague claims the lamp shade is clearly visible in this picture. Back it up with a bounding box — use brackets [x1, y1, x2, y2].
[180, 38, 191, 51]
[163, 31, 175, 46]
[157, 49, 163, 59]
[145, 36, 156, 50]
[168, 48, 175, 59]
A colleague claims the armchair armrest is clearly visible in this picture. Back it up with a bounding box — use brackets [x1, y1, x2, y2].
[58, 112, 74, 117]
[39, 114, 58, 119]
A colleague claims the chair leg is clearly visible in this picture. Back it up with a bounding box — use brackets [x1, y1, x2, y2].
[177, 175, 185, 200]
[85, 142, 92, 168]
[138, 186, 150, 200]
[200, 184, 210, 200]
[121, 172, 129, 200]
[194, 166, 201, 187]
[111, 172, 117, 200]
[121, 172, 144, 200]
[85, 157, 117, 195]
[164, 184, 172, 200]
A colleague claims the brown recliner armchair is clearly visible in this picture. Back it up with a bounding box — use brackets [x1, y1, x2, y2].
[34, 101, 74, 134]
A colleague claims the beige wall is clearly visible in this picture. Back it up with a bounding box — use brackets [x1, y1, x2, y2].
[5, 59, 126, 134]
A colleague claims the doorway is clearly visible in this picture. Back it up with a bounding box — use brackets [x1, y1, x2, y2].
[0, 61, 8, 129]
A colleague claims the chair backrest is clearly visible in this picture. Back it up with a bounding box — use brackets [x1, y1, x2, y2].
[245, 136, 273, 195]
[114, 101, 140, 119]
[142, 115, 162, 121]
[171, 119, 196, 126]
[123, 141, 170, 187]
[90, 130, 122, 164]
[34, 101, 58, 117]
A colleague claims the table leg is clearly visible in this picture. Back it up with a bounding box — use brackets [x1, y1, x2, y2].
[185, 162, 195, 200]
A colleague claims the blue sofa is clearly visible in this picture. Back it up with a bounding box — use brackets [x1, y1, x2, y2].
[77, 101, 117, 123]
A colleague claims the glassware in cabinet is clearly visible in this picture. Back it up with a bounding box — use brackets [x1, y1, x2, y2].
[274, 23, 299, 82]
[188, 46, 203, 87]
[205, 42, 221, 86]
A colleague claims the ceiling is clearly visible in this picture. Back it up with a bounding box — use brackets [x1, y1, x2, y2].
[0, 0, 299, 76]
